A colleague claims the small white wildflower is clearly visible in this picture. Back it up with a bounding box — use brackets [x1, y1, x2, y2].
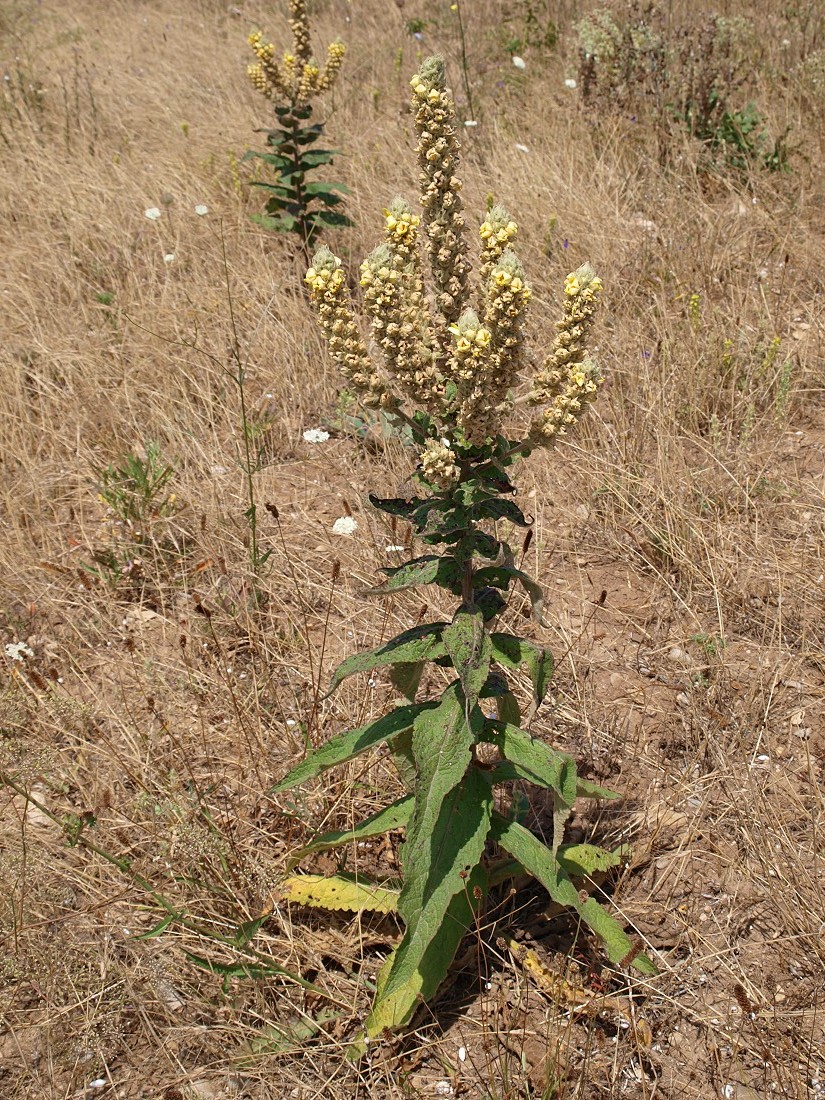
[286, 718, 296, 727]
[458, 1046, 467, 1062]
[194, 204, 209, 216]
[512, 55, 526, 70]
[144, 207, 162, 220]
[564, 77, 577, 89]
[515, 143, 529, 153]
[463, 119, 478, 128]
[210, 464, 228, 476]
[4, 642, 34, 662]
[303, 428, 330, 443]
[434, 1083, 454, 1098]
[332, 516, 358, 536]
[385, 544, 406, 553]
[163, 252, 176, 264]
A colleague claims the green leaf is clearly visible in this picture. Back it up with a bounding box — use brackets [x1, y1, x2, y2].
[490, 815, 656, 975]
[490, 633, 554, 713]
[576, 776, 621, 800]
[325, 622, 448, 696]
[368, 492, 427, 520]
[273, 703, 432, 793]
[471, 498, 531, 526]
[365, 555, 461, 596]
[464, 530, 501, 560]
[367, 766, 492, 1034]
[182, 950, 328, 991]
[475, 566, 545, 623]
[310, 209, 354, 227]
[496, 691, 521, 727]
[389, 661, 425, 702]
[287, 796, 413, 869]
[134, 911, 178, 940]
[484, 720, 577, 804]
[304, 180, 351, 195]
[443, 606, 492, 718]
[234, 914, 270, 947]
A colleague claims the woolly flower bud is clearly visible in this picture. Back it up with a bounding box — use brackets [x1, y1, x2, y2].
[305, 246, 345, 295]
[453, 312, 490, 363]
[420, 438, 460, 489]
[384, 196, 421, 241]
[411, 56, 470, 326]
[479, 205, 518, 246]
[564, 263, 603, 300]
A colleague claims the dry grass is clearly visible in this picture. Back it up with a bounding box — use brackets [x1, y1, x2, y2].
[1, 0, 824, 1097]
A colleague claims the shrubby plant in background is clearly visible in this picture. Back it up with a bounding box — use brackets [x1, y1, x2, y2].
[281, 55, 655, 1043]
[576, 1, 790, 171]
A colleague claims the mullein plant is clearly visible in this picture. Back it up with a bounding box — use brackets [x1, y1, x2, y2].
[279, 56, 655, 1043]
[245, 0, 351, 250]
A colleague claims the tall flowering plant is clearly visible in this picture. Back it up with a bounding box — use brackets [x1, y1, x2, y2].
[245, 0, 352, 248]
[279, 56, 654, 1042]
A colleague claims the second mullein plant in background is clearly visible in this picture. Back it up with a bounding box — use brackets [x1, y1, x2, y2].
[246, 0, 351, 251]
[280, 56, 655, 1043]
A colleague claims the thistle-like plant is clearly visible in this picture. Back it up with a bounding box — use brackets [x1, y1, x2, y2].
[245, 0, 351, 251]
[279, 55, 655, 1043]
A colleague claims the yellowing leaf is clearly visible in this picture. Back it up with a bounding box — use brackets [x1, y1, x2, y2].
[281, 873, 400, 914]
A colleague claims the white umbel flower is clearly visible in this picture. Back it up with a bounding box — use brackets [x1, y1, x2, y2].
[331, 516, 358, 535]
[303, 428, 330, 443]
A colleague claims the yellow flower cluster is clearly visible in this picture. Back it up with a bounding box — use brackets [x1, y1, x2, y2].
[305, 248, 389, 409]
[247, 3, 346, 107]
[359, 224, 443, 410]
[454, 250, 532, 445]
[410, 57, 470, 326]
[478, 204, 519, 296]
[528, 264, 604, 444]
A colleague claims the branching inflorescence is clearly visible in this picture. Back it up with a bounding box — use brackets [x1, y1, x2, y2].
[305, 55, 604, 477]
[289, 55, 653, 1048]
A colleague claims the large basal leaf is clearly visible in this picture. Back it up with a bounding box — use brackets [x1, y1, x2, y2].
[367, 770, 492, 1035]
[443, 607, 492, 718]
[365, 555, 461, 596]
[281, 873, 401, 915]
[325, 622, 448, 697]
[400, 684, 479, 917]
[273, 703, 432, 793]
[491, 814, 656, 975]
[286, 796, 414, 870]
[483, 720, 577, 805]
[490, 633, 554, 713]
